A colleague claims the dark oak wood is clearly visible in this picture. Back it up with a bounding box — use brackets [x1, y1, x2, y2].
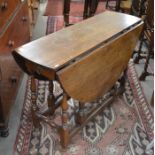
[0, 0, 20, 33]
[0, 0, 30, 136]
[63, 0, 70, 26]
[134, 0, 154, 80]
[0, 95, 9, 137]
[150, 91, 154, 107]
[130, 0, 147, 17]
[13, 11, 143, 148]
[83, 0, 99, 19]
[0, 1, 30, 53]
[63, 0, 99, 26]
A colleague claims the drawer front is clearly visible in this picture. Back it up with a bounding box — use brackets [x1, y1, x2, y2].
[0, 0, 21, 32]
[0, 1, 30, 53]
[0, 53, 22, 120]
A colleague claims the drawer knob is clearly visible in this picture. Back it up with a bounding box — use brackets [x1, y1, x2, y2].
[21, 16, 27, 22]
[8, 40, 15, 47]
[1, 2, 7, 10]
[10, 76, 17, 84]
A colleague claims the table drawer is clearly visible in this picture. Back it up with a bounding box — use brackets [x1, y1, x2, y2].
[0, 1, 30, 53]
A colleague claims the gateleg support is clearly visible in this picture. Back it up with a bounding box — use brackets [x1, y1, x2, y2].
[30, 76, 40, 128]
[117, 69, 127, 95]
[63, 0, 70, 26]
[59, 93, 70, 148]
[48, 81, 55, 115]
[76, 102, 85, 125]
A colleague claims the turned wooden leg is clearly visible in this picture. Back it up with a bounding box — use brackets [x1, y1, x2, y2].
[117, 69, 127, 95]
[76, 102, 85, 125]
[115, 0, 121, 11]
[48, 81, 55, 115]
[139, 49, 153, 81]
[0, 126, 9, 137]
[139, 35, 154, 81]
[83, 0, 89, 19]
[150, 91, 154, 107]
[105, 0, 109, 8]
[31, 76, 40, 127]
[89, 0, 99, 17]
[63, 0, 70, 26]
[60, 93, 70, 148]
[134, 37, 144, 64]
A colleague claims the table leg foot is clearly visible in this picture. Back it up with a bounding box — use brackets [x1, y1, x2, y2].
[0, 126, 9, 137]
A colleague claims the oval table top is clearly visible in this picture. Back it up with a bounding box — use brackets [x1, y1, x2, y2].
[13, 11, 142, 71]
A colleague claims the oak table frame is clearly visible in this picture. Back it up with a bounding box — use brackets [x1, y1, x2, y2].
[12, 11, 143, 148]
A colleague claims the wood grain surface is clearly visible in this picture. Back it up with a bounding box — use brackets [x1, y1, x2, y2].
[57, 23, 143, 102]
[13, 11, 142, 70]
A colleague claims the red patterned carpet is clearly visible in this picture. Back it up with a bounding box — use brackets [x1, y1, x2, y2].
[14, 16, 154, 155]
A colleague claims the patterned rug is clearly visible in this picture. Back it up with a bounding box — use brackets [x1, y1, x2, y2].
[14, 16, 154, 155]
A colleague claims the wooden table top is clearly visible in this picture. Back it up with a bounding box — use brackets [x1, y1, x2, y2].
[14, 11, 141, 71]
